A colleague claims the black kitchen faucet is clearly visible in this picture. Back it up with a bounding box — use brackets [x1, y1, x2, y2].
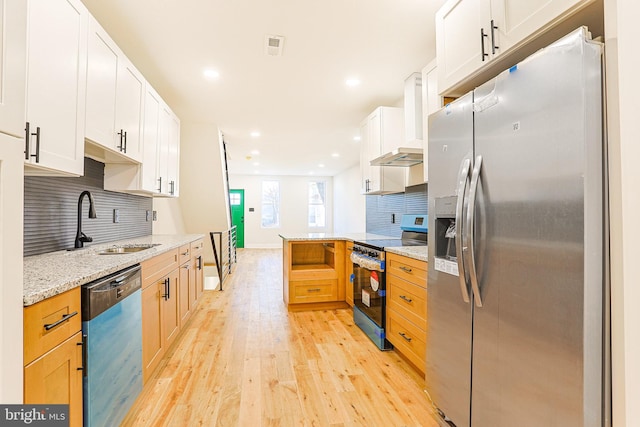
[75, 190, 97, 248]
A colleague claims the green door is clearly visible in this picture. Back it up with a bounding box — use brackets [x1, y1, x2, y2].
[229, 189, 245, 248]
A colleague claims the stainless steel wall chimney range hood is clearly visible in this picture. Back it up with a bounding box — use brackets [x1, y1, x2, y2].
[371, 73, 424, 167]
[370, 147, 423, 166]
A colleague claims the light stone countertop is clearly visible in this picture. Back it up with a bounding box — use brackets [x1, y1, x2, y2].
[23, 234, 204, 306]
[279, 232, 428, 262]
[279, 232, 397, 242]
[385, 246, 428, 262]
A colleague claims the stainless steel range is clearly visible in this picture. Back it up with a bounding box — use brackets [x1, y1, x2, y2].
[352, 214, 427, 350]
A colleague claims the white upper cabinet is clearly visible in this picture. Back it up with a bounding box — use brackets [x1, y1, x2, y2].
[24, 0, 88, 176]
[103, 85, 181, 197]
[85, 16, 143, 163]
[0, 0, 26, 139]
[436, 0, 594, 95]
[421, 60, 440, 182]
[360, 107, 405, 195]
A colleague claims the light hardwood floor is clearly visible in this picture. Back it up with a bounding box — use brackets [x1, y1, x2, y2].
[122, 248, 440, 427]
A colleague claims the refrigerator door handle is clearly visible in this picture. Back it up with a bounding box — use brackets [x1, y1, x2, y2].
[467, 155, 483, 307]
[455, 158, 472, 303]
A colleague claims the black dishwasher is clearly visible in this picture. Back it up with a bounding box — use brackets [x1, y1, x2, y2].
[81, 264, 142, 427]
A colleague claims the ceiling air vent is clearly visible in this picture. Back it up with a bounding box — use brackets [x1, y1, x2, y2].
[265, 35, 284, 56]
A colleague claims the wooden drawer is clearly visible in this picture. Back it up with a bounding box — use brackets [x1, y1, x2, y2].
[386, 253, 427, 288]
[387, 274, 427, 331]
[387, 309, 427, 372]
[191, 238, 204, 256]
[24, 288, 81, 365]
[141, 248, 179, 288]
[178, 243, 191, 266]
[290, 279, 338, 304]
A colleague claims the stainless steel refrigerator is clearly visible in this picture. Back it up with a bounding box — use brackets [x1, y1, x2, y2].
[426, 27, 608, 427]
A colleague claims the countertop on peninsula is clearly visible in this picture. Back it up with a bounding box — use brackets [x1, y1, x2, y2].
[279, 232, 428, 262]
[24, 234, 204, 306]
[385, 246, 428, 262]
[279, 232, 397, 242]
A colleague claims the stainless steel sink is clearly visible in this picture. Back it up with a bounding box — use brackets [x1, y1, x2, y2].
[97, 244, 160, 255]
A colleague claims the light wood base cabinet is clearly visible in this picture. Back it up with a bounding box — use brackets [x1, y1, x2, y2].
[283, 240, 348, 311]
[141, 239, 204, 382]
[23, 288, 82, 427]
[386, 252, 428, 373]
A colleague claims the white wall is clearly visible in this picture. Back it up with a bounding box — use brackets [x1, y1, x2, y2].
[605, 0, 640, 425]
[228, 174, 333, 248]
[333, 165, 366, 234]
[174, 123, 230, 263]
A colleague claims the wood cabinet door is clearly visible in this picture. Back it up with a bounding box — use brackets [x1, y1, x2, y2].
[24, 0, 87, 176]
[178, 263, 191, 327]
[345, 243, 354, 307]
[193, 254, 204, 302]
[162, 269, 180, 349]
[141, 281, 163, 383]
[436, 0, 491, 95]
[0, 0, 26, 139]
[24, 332, 83, 427]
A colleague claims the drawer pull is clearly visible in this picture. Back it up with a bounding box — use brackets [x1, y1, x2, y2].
[307, 288, 322, 292]
[399, 332, 412, 342]
[399, 266, 413, 273]
[182, 251, 190, 256]
[44, 311, 78, 331]
[399, 295, 413, 303]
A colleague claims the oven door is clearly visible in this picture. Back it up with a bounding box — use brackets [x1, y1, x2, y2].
[352, 254, 385, 328]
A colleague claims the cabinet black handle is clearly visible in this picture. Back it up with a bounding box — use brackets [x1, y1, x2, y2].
[170, 180, 175, 195]
[167, 277, 170, 300]
[399, 332, 412, 342]
[32, 126, 41, 163]
[157, 176, 163, 193]
[79, 335, 87, 376]
[490, 20, 499, 54]
[197, 255, 202, 270]
[399, 266, 413, 273]
[24, 122, 30, 160]
[117, 129, 124, 152]
[399, 295, 413, 303]
[44, 311, 78, 331]
[480, 28, 489, 61]
[123, 130, 127, 153]
[162, 278, 169, 300]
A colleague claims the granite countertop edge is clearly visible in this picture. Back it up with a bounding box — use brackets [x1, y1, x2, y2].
[384, 246, 428, 262]
[23, 234, 204, 306]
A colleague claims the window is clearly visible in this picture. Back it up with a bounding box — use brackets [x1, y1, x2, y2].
[261, 180, 280, 228]
[230, 193, 241, 205]
[308, 181, 326, 228]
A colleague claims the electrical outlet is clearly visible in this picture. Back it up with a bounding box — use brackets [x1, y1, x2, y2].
[152, 210, 157, 221]
[113, 209, 120, 223]
[146, 210, 150, 222]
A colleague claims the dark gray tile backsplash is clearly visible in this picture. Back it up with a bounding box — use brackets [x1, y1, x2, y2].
[24, 158, 152, 256]
[366, 183, 428, 237]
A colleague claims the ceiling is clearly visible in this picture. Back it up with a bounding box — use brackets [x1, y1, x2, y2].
[81, 0, 446, 176]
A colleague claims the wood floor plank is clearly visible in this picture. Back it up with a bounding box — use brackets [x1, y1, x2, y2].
[122, 248, 440, 427]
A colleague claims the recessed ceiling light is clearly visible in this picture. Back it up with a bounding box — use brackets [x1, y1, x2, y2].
[253, 162, 260, 166]
[250, 131, 261, 137]
[251, 150, 260, 155]
[345, 78, 361, 87]
[331, 153, 340, 158]
[318, 164, 325, 168]
[203, 68, 220, 79]
[353, 136, 361, 142]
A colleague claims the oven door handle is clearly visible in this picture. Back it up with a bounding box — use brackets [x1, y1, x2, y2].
[350, 252, 384, 272]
